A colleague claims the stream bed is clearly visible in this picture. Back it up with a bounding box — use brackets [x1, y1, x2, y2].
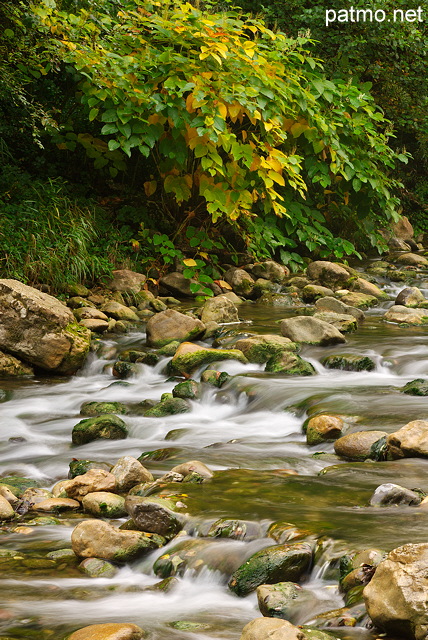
[1, 269, 428, 640]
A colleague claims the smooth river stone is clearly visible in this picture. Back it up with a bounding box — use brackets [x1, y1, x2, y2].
[68, 622, 145, 640]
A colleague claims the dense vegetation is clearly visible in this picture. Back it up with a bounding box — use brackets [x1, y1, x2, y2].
[0, 0, 426, 289]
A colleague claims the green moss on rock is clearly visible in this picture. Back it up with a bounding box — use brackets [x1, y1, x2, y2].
[321, 354, 375, 372]
[72, 414, 128, 445]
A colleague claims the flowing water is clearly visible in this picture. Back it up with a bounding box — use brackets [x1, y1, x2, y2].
[1, 269, 428, 639]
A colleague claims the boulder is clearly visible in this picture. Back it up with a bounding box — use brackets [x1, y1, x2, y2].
[146, 309, 205, 347]
[228, 542, 313, 597]
[315, 296, 365, 322]
[0, 279, 90, 374]
[109, 269, 146, 293]
[250, 260, 289, 283]
[306, 415, 344, 445]
[301, 285, 334, 303]
[234, 335, 297, 364]
[125, 496, 184, 539]
[306, 261, 350, 286]
[170, 460, 213, 478]
[144, 396, 190, 417]
[321, 354, 375, 372]
[100, 301, 139, 322]
[0, 350, 33, 377]
[387, 420, 428, 458]
[200, 369, 231, 387]
[82, 492, 127, 518]
[265, 352, 315, 376]
[352, 277, 388, 299]
[337, 292, 377, 309]
[223, 268, 255, 297]
[369, 483, 421, 507]
[71, 519, 164, 562]
[80, 402, 128, 417]
[159, 271, 203, 298]
[62, 469, 116, 499]
[257, 582, 301, 618]
[312, 312, 357, 333]
[31, 498, 80, 512]
[395, 287, 426, 307]
[402, 379, 428, 396]
[384, 305, 428, 325]
[171, 341, 247, 374]
[239, 617, 306, 640]
[111, 456, 153, 491]
[0, 495, 15, 520]
[200, 295, 239, 324]
[334, 431, 388, 461]
[364, 543, 428, 640]
[68, 623, 145, 640]
[79, 558, 118, 578]
[68, 459, 113, 478]
[72, 415, 128, 445]
[395, 252, 428, 267]
[172, 379, 201, 400]
[73, 307, 109, 321]
[79, 319, 109, 333]
[280, 316, 346, 346]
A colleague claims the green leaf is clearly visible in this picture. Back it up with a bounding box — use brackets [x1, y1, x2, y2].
[101, 110, 118, 123]
[101, 123, 118, 135]
[89, 108, 99, 122]
[108, 139, 121, 151]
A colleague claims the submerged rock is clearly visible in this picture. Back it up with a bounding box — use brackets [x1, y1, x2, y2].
[80, 401, 128, 416]
[125, 496, 184, 539]
[72, 414, 128, 445]
[364, 543, 428, 640]
[0, 278, 90, 374]
[280, 316, 346, 346]
[228, 542, 313, 596]
[68, 622, 145, 640]
[146, 309, 205, 347]
[144, 396, 190, 417]
[321, 354, 375, 372]
[200, 369, 231, 387]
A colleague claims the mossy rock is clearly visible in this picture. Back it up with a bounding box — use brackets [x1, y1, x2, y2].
[0, 476, 39, 498]
[0, 389, 11, 403]
[112, 360, 139, 379]
[80, 401, 128, 416]
[207, 518, 261, 541]
[82, 492, 127, 518]
[144, 397, 190, 417]
[321, 354, 375, 372]
[138, 447, 182, 463]
[68, 459, 113, 478]
[171, 343, 247, 375]
[265, 352, 315, 376]
[234, 335, 298, 364]
[228, 542, 313, 596]
[60, 322, 91, 375]
[257, 581, 300, 618]
[157, 341, 180, 356]
[79, 557, 118, 578]
[72, 414, 128, 445]
[172, 379, 201, 400]
[200, 369, 232, 387]
[402, 378, 428, 396]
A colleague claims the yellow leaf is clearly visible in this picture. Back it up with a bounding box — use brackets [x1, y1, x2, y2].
[199, 251, 209, 259]
[266, 157, 282, 172]
[210, 52, 222, 64]
[186, 93, 194, 113]
[268, 170, 285, 186]
[344, 191, 349, 205]
[183, 258, 197, 267]
[144, 180, 157, 197]
[218, 103, 227, 119]
[283, 118, 296, 131]
[199, 52, 210, 60]
[253, 110, 261, 120]
[215, 280, 232, 290]
[201, 72, 212, 79]
[246, 25, 258, 33]
[264, 122, 274, 132]
[241, 130, 247, 141]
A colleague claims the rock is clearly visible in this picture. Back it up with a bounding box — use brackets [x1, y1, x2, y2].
[74, 307, 109, 321]
[65, 283, 90, 297]
[239, 617, 306, 640]
[172, 379, 201, 400]
[369, 483, 422, 507]
[0, 279, 90, 374]
[306, 261, 350, 286]
[364, 543, 428, 640]
[315, 296, 365, 322]
[159, 271, 203, 298]
[72, 414, 128, 445]
[395, 252, 428, 267]
[402, 379, 428, 396]
[200, 295, 239, 324]
[68, 296, 95, 309]
[0, 495, 15, 520]
[280, 316, 346, 346]
[200, 369, 231, 387]
[111, 456, 153, 491]
[223, 268, 255, 297]
[31, 498, 80, 512]
[384, 305, 428, 325]
[0, 485, 18, 505]
[146, 309, 205, 347]
[234, 335, 297, 364]
[250, 260, 289, 283]
[153, 537, 243, 578]
[313, 312, 357, 333]
[125, 496, 184, 539]
[150, 298, 167, 312]
[109, 269, 146, 294]
[100, 301, 139, 322]
[82, 492, 127, 517]
[337, 292, 377, 308]
[112, 361, 139, 379]
[321, 354, 375, 372]
[144, 397, 190, 417]
[80, 402, 128, 417]
[387, 420, 428, 458]
[306, 415, 344, 445]
[79, 319, 109, 333]
[69, 459, 113, 478]
[68, 622, 145, 640]
[334, 431, 388, 461]
[207, 519, 262, 541]
[352, 277, 388, 299]
[265, 352, 315, 376]
[71, 519, 164, 562]
[257, 582, 301, 618]
[157, 340, 180, 356]
[228, 542, 313, 597]
[301, 284, 334, 303]
[170, 460, 213, 478]
[171, 341, 247, 374]
[79, 557, 118, 578]
[63, 469, 116, 499]
[0, 475, 39, 497]
[395, 287, 426, 307]
[0, 350, 33, 377]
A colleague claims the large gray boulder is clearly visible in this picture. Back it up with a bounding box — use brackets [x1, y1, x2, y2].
[108, 269, 146, 293]
[364, 543, 428, 640]
[395, 287, 426, 307]
[250, 260, 289, 283]
[280, 316, 346, 346]
[0, 279, 90, 374]
[315, 296, 365, 322]
[146, 309, 205, 347]
[200, 295, 239, 324]
[306, 261, 350, 286]
[223, 268, 255, 297]
[384, 305, 428, 325]
[159, 272, 202, 298]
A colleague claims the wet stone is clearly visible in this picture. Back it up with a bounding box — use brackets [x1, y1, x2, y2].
[369, 483, 422, 507]
[79, 557, 118, 578]
[172, 379, 201, 400]
[80, 401, 128, 416]
[257, 581, 301, 618]
[125, 496, 184, 539]
[72, 414, 128, 445]
[334, 431, 388, 461]
[402, 379, 428, 396]
[82, 492, 127, 518]
[69, 459, 113, 479]
[111, 456, 153, 491]
[67, 623, 145, 640]
[321, 354, 375, 372]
